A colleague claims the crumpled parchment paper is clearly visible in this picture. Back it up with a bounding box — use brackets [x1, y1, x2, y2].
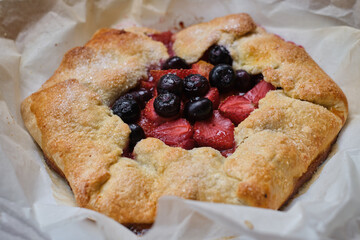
[1, 0, 360, 239]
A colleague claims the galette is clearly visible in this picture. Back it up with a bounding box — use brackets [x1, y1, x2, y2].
[21, 13, 348, 225]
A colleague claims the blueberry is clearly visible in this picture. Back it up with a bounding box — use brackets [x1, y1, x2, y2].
[154, 92, 181, 118]
[209, 64, 235, 92]
[131, 88, 152, 108]
[157, 74, 184, 96]
[183, 74, 210, 97]
[112, 98, 140, 123]
[208, 45, 233, 65]
[162, 56, 190, 70]
[235, 70, 256, 93]
[252, 73, 264, 83]
[119, 88, 152, 109]
[184, 98, 213, 122]
[128, 123, 145, 149]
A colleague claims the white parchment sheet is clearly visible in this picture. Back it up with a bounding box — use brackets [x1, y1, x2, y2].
[1, 0, 360, 239]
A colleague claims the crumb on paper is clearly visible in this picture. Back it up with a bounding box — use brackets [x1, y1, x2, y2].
[244, 220, 254, 230]
[215, 236, 237, 240]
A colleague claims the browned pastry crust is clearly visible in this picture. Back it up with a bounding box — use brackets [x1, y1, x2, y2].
[21, 13, 348, 224]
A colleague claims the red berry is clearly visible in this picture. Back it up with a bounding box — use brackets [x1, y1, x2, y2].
[191, 60, 214, 79]
[193, 110, 234, 150]
[219, 95, 255, 125]
[137, 112, 157, 136]
[244, 80, 275, 106]
[220, 146, 236, 157]
[204, 87, 220, 109]
[149, 31, 173, 45]
[148, 118, 195, 149]
[148, 31, 174, 55]
[140, 80, 156, 91]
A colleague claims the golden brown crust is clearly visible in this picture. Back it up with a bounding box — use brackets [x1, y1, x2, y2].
[21, 14, 348, 224]
[226, 91, 342, 208]
[41, 29, 169, 105]
[173, 13, 257, 63]
[231, 27, 348, 123]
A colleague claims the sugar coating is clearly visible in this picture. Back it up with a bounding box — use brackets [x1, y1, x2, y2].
[21, 14, 347, 224]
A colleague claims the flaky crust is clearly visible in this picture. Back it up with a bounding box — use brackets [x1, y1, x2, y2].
[41, 29, 169, 106]
[21, 14, 348, 224]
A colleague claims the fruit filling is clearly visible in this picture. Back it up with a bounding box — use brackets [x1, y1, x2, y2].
[111, 43, 275, 157]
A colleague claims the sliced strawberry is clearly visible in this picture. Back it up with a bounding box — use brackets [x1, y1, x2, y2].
[150, 69, 197, 83]
[205, 87, 220, 109]
[140, 79, 156, 91]
[148, 31, 174, 55]
[149, 31, 172, 45]
[193, 110, 234, 150]
[148, 118, 195, 149]
[219, 95, 255, 125]
[220, 146, 236, 157]
[191, 60, 214, 79]
[244, 80, 275, 106]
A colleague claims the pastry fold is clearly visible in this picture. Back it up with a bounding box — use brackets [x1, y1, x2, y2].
[21, 14, 347, 224]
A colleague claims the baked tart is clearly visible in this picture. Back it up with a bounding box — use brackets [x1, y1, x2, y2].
[21, 13, 348, 225]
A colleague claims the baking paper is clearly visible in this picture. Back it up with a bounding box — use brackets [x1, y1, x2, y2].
[1, 0, 360, 239]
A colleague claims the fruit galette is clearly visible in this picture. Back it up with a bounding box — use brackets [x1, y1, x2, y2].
[21, 13, 348, 225]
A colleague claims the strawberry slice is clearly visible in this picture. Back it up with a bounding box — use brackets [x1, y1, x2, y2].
[140, 79, 156, 91]
[137, 112, 158, 137]
[150, 69, 197, 83]
[148, 118, 195, 149]
[191, 60, 214, 79]
[220, 146, 236, 157]
[219, 95, 255, 125]
[244, 80, 275, 106]
[193, 110, 234, 150]
[149, 31, 173, 45]
[149, 31, 174, 55]
[205, 87, 220, 109]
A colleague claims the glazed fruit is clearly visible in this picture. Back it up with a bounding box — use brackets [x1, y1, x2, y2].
[252, 73, 264, 83]
[209, 64, 235, 92]
[183, 74, 210, 97]
[162, 56, 190, 70]
[219, 95, 255, 125]
[191, 61, 214, 79]
[208, 45, 233, 65]
[148, 31, 173, 55]
[143, 97, 179, 125]
[112, 98, 140, 123]
[244, 80, 276, 106]
[128, 123, 145, 149]
[154, 92, 181, 118]
[150, 69, 197, 83]
[133, 89, 153, 108]
[193, 110, 234, 150]
[157, 74, 184, 96]
[184, 97, 213, 122]
[235, 70, 256, 93]
[120, 88, 152, 109]
[204, 87, 220, 109]
[147, 118, 195, 149]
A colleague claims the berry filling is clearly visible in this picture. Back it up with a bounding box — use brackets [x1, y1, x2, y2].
[111, 42, 275, 157]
